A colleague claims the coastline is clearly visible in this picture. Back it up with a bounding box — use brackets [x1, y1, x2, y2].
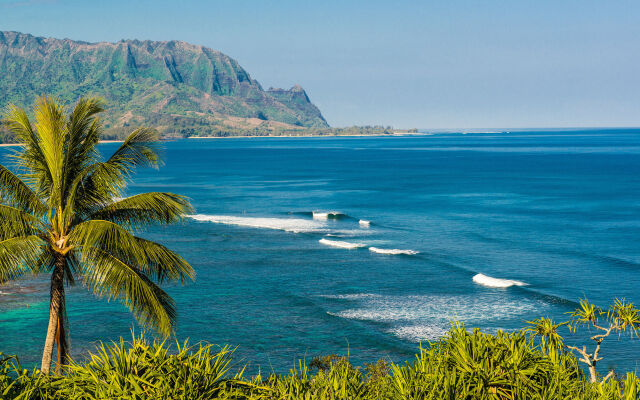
[187, 132, 426, 139]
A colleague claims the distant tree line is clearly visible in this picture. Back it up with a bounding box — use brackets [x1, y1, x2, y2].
[0, 119, 407, 144]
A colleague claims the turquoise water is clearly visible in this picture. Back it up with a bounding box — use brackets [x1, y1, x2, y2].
[1, 130, 640, 373]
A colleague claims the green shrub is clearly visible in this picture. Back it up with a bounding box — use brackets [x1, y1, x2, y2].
[5, 335, 245, 400]
[2, 313, 640, 399]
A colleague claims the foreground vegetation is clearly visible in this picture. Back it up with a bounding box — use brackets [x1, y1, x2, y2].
[2, 299, 640, 399]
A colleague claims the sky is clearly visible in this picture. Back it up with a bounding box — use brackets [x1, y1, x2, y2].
[1, 0, 639, 129]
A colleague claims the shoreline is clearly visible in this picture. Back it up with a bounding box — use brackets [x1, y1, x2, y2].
[186, 132, 427, 139]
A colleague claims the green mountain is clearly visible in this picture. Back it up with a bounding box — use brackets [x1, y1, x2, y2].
[0, 31, 328, 138]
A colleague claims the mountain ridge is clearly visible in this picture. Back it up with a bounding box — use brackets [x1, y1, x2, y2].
[0, 31, 328, 138]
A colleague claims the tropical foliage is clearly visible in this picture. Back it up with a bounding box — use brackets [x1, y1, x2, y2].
[2, 305, 640, 399]
[0, 96, 194, 374]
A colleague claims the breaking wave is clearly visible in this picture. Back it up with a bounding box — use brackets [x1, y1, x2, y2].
[472, 273, 528, 288]
[190, 214, 327, 233]
[369, 247, 418, 255]
[319, 238, 366, 249]
[313, 211, 351, 220]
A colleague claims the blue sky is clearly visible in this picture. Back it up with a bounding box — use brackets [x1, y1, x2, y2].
[1, 0, 639, 129]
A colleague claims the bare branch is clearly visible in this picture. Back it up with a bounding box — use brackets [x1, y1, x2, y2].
[600, 370, 615, 385]
[590, 322, 611, 332]
[565, 345, 592, 365]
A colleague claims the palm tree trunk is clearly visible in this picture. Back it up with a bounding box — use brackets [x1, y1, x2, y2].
[55, 304, 68, 374]
[41, 254, 66, 374]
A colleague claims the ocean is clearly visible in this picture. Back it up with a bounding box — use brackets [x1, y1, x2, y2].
[1, 129, 640, 374]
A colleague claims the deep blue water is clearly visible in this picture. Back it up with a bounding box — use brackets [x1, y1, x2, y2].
[1, 130, 640, 374]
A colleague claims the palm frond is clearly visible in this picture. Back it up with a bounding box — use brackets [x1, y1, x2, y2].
[117, 237, 194, 284]
[70, 219, 194, 285]
[32, 245, 56, 275]
[32, 96, 69, 209]
[106, 127, 161, 172]
[79, 247, 176, 336]
[59, 162, 102, 231]
[0, 164, 46, 216]
[0, 204, 45, 240]
[3, 103, 52, 196]
[64, 252, 79, 286]
[70, 219, 146, 265]
[3, 103, 36, 144]
[61, 97, 104, 204]
[73, 128, 161, 215]
[0, 235, 44, 283]
[66, 98, 104, 162]
[89, 192, 194, 230]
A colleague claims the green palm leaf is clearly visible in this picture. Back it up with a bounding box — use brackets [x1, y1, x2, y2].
[71, 219, 150, 266]
[3, 103, 52, 194]
[0, 235, 45, 283]
[80, 247, 177, 336]
[73, 128, 161, 215]
[0, 204, 44, 240]
[71, 219, 194, 284]
[90, 192, 194, 230]
[62, 97, 104, 202]
[0, 164, 46, 216]
[120, 237, 194, 284]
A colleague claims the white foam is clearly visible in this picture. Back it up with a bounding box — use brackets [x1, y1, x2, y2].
[359, 220, 371, 227]
[389, 325, 450, 342]
[319, 293, 379, 300]
[369, 247, 418, 255]
[190, 214, 326, 233]
[327, 293, 543, 325]
[312, 212, 329, 220]
[319, 238, 366, 249]
[472, 273, 528, 288]
[313, 211, 343, 220]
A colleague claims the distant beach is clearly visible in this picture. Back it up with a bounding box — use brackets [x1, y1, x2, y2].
[186, 131, 426, 139]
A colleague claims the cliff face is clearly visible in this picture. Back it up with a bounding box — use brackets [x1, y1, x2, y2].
[0, 31, 328, 136]
[267, 85, 327, 127]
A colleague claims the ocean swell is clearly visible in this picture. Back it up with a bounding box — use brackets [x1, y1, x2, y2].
[190, 214, 327, 233]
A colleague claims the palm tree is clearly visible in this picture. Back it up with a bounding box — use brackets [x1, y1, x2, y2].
[0, 96, 195, 374]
